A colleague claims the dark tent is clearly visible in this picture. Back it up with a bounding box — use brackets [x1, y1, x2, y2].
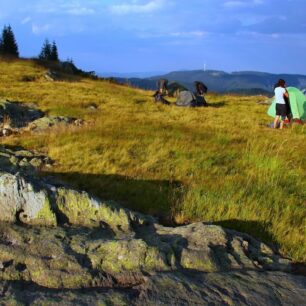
[176, 91, 207, 107]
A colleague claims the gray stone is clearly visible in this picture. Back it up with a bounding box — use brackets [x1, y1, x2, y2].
[18, 158, 30, 167]
[28, 116, 76, 131]
[9, 156, 19, 166]
[0, 152, 11, 158]
[15, 150, 34, 157]
[29, 158, 43, 168]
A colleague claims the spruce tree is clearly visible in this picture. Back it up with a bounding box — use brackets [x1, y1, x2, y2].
[38, 39, 52, 60]
[50, 41, 59, 61]
[39, 39, 59, 61]
[0, 25, 19, 57]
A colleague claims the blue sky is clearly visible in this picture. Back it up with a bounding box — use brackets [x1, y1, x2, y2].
[0, 0, 305, 74]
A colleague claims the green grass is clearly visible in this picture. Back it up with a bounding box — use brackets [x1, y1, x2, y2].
[1, 59, 305, 262]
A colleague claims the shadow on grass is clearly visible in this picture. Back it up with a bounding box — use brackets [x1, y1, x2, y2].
[43, 171, 185, 225]
[208, 101, 226, 108]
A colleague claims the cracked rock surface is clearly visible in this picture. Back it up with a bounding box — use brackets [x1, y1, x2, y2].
[0, 149, 305, 305]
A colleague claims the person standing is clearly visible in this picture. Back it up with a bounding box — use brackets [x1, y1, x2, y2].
[274, 79, 289, 129]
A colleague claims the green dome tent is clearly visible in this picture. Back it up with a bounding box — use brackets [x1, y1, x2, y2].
[268, 87, 306, 120]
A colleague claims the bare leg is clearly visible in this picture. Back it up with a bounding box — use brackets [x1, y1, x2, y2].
[280, 120, 284, 130]
[274, 116, 280, 129]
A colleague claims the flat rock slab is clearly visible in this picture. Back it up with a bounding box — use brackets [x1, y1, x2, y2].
[0, 268, 305, 305]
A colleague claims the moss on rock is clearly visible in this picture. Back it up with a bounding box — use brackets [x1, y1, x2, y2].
[88, 239, 170, 274]
[55, 188, 133, 235]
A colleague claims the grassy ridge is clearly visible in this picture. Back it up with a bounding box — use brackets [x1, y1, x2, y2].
[1, 59, 305, 261]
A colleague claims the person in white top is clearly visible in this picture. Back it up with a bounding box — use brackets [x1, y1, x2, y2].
[274, 79, 289, 129]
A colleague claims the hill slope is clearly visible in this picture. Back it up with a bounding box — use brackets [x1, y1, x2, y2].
[0, 59, 305, 262]
[117, 70, 306, 95]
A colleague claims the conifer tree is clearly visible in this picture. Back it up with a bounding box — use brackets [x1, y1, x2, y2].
[0, 25, 19, 57]
[39, 39, 59, 61]
[38, 39, 52, 60]
[50, 41, 59, 61]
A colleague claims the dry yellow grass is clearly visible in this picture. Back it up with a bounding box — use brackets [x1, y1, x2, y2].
[1, 59, 305, 262]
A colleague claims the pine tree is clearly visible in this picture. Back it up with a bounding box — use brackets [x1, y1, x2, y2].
[50, 41, 59, 61]
[39, 39, 59, 61]
[38, 39, 52, 61]
[0, 25, 19, 57]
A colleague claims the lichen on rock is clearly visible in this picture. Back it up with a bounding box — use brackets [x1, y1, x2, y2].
[55, 188, 134, 236]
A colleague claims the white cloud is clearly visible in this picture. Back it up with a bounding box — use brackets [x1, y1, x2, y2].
[21, 16, 32, 24]
[224, 0, 263, 8]
[110, 0, 165, 15]
[61, 2, 96, 16]
[66, 7, 95, 15]
[34, 0, 96, 16]
[137, 30, 208, 39]
[170, 31, 208, 38]
[32, 23, 51, 35]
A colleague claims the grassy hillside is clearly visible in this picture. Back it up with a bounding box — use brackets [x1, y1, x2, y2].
[1, 59, 305, 262]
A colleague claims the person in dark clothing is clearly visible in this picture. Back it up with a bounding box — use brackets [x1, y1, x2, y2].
[194, 81, 208, 96]
[194, 81, 208, 106]
[153, 79, 170, 105]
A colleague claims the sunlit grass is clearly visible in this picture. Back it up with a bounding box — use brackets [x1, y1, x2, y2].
[1, 58, 305, 262]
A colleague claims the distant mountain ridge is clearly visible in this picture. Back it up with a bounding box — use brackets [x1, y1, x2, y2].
[115, 70, 306, 95]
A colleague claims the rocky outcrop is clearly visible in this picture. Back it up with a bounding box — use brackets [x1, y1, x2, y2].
[0, 159, 305, 305]
[27, 116, 84, 131]
[0, 146, 53, 172]
[0, 100, 83, 136]
[0, 99, 44, 129]
[0, 218, 305, 305]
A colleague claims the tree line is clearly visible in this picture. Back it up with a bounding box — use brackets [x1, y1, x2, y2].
[0, 25, 59, 61]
